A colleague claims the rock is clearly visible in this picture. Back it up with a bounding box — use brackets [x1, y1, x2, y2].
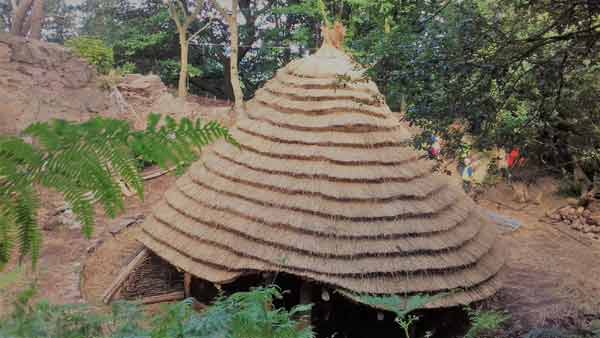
[576, 206, 585, 216]
[0, 32, 121, 135]
[86, 239, 103, 254]
[118, 74, 167, 95]
[0, 32, 233, 136]
[550, 213, 562, 221]
[53, 208, 83, 230]
[589, 213, 600, 226]
[565, 198, 579, 206]
[559, 206, 574, 217]
[583, 209, 592, 218]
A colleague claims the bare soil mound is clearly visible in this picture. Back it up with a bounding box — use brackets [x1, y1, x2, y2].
[0, 33, 235, 137]
[0, 33, 120, 135]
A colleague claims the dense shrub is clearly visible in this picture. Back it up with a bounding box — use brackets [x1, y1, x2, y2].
[65, 37, 115, 74]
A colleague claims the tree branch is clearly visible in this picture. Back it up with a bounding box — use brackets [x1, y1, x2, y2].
[184, 0, 205, 26]
[188, 17, 214, 42]
[167, 1, 183, 32]
[208, 0, 229, 19]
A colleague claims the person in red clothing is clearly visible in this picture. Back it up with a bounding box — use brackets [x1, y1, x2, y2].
[507, 148, 526, 169]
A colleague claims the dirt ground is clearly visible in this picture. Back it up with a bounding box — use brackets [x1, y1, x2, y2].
[1, 175, 599, 334]
[0, 174, 176, 315]
[478, 178, 600, 333]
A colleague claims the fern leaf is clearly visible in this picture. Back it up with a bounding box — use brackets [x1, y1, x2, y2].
[13, 187, 41, 267]
[0, 207, 15, 270]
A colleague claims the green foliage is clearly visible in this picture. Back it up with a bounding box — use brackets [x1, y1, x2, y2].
[464, 308, 510, 338]
[558, 175, 584, 198]
[158, 59, 204, 87]
[0, 115, 236, 269]
[354, 293, 441, 338]
[0, 285, 106, 338]
[151, 286, 313, 338]
[0, 286, 313, 338]
[116, 62, 137, 75]
[65, 37, 115, 74]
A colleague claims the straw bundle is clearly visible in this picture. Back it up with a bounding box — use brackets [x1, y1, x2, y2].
[139, 42, 504, 308]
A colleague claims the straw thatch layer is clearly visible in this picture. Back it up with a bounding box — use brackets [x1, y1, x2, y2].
[139, 44, 504, 308]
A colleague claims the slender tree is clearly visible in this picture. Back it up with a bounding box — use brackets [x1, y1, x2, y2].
[165, 0, 212, 97]
[208, 0, 244, 112]
[28, 0, 45, 39]
[10, 0, 45, 39]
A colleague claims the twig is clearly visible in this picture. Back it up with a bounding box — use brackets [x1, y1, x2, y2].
[142, 166, 176, 180]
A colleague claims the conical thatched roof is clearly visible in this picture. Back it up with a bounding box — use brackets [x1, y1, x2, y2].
[139, 42, 504, 308]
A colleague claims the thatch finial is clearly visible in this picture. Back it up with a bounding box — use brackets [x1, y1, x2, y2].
[322, 21, 346, 49]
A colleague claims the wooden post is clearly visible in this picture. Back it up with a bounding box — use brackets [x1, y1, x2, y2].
[184, 272, 192, 298]
[298, 281, 313, 328]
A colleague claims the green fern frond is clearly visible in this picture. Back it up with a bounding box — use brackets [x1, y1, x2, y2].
[0, 115, 235, 269]
[13, 187, 41, 267]
[0, 208, 15, 270]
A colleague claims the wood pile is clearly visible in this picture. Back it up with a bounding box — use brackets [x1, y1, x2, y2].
[549, 198, 600, 240]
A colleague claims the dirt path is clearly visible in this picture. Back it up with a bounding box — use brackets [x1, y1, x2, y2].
[479, 180, 600, 332]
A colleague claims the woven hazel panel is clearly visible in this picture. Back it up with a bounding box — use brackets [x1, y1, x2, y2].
[121, 253, 184, 299]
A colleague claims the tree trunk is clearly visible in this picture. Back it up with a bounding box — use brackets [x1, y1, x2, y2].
[222, 57, 234, 100]
[228, 0, 244, 112]
[28, 0, 45, 40]
[178, 29, 189, 98]
[10, 0, 34, 36]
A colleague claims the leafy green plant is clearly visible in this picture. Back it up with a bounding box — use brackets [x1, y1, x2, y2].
[354, 293, 441, 338]
[0, 286, 313, 338]
[65, 37, 115, 74]
[0, 115, 237, 269]
[464, 307, 510, 338]
[148, 286, 314, 338]
[1, 285, 106, 338]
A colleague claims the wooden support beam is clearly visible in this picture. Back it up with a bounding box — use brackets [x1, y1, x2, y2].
[139, 291, 185, 305]
[298, 281, 313, 328]
[184, 272, 192, 298]
[102, 247, 149, 304]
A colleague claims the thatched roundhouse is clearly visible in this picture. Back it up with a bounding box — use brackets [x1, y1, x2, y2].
[138, 35, 505, 309]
